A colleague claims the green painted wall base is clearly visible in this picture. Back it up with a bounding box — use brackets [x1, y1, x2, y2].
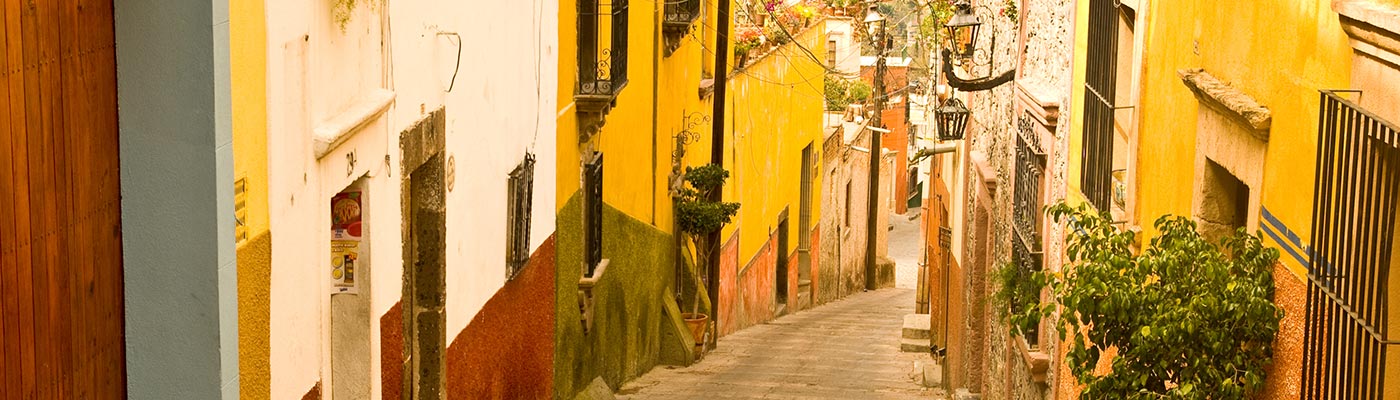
[555, 193, 677, 399]
[658, 287, 696, 367]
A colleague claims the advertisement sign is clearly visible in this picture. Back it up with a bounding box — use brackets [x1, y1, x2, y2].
[331, 191, 363, 294]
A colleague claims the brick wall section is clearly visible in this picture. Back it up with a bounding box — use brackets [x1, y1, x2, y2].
[883, 103, 910, 215]
[860, 64, 909, 96]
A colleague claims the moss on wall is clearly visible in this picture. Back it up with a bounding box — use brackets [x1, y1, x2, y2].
[555, 193, 677, 399]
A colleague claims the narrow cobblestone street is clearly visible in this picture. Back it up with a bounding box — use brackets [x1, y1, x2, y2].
[617, 289, 939, 399]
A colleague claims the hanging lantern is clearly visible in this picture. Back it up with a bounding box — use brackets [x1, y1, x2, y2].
[944, 0, 982, 58]
[864, 4, 885, 37]
[935, 97, 970, 141]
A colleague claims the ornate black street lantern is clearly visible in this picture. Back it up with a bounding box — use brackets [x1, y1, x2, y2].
[935, 97, 970, 141]
[944, 0, 982, 58]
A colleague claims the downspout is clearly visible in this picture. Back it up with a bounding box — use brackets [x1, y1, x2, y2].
[652, 0, 660, 225]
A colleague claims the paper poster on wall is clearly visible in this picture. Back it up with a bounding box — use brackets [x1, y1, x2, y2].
[331, 191, 363, 294]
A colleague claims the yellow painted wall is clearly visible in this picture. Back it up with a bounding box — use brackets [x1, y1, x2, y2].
[722, 24, 827, 262]
[233, 0, 269, 236]
[230, 0, 271, 397]
[557, 0, 736, 234]
[1130, 0, 1351, 277]
[1066, 0, 1353, 276]
[555, 0, 826, 270]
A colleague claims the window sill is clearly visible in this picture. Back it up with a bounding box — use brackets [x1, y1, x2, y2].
[312, 89, 395, 159]
[1014, 334, 1051, 384]
[578, 259, 610, 334]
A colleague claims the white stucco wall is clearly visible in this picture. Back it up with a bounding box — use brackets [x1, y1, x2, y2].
[827, 17, 861, 78]
[261, 0, 558, 398]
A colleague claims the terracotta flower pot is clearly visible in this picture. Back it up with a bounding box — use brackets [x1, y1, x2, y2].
[682, 313, 709, 344]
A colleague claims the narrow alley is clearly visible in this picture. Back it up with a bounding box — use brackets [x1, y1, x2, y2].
[617, 289, 938, 399]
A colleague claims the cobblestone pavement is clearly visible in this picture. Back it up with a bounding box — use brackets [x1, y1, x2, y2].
[889, 212, 923, 290]
[617, 289, 941, 399]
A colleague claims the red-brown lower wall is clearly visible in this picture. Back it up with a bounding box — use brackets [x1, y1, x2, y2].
[444, 235, 557, 398]
[719, 232, 742, 336]
[303, 382, 322, 400]
[381, 302, 403, 399]
[379, 236, 557, 399]
[719, 226, 828, 335]
[1258, 263, 1306, 398]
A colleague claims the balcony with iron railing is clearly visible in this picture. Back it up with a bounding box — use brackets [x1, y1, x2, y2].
[577, 0, 629, 141]
[662, 0, 701, 54]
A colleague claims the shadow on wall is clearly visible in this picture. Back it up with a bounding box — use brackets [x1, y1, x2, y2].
[554, 194, 676, 399]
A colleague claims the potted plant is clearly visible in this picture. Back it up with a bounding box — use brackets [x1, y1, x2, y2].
[675, 164, 741, 351]
[734, 29, 762, 67]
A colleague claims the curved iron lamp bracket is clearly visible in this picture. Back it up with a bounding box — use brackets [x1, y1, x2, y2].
[942, 48, 1014, 92]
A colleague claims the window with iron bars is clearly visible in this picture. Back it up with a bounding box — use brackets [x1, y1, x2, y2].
[663, 0, 700, 27]
[1301, 90, 1400, 398]
[583, 154, 605, 277]
[1013, 112, 1047, 345]
[506, 153, 536, 280]
[1080, 0, 1118, 212]
[578, 0, 629, 99]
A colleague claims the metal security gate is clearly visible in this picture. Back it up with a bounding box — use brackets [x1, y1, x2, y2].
[0, 0, 126, 398]
[1301, 90, 1400, 399]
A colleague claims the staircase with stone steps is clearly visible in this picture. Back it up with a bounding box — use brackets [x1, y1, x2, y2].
[900, 313, 931, 353]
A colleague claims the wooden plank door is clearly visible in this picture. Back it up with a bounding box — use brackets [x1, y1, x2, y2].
[0, 0, 125, 398]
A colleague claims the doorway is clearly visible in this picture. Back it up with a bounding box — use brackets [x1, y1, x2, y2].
[330, 180, 370, 399]
[776, 209, 790, 309]
[798, 144, 814, 308]
[399, 109, 447, 400]
[405, 153, 446, 399]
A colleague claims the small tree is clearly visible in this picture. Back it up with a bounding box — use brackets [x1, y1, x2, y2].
[676, 164, 741, 317]
[1001, 202, 1283, 398]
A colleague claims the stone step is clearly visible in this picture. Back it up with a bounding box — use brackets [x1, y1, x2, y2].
[902, 313, 931, 340]
[900, 337, 930, 353]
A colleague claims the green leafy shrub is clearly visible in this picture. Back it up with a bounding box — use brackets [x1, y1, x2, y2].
[999, 202, 1283, 398]
[847, 81, 872, 103]
[675, 164, 741, 315]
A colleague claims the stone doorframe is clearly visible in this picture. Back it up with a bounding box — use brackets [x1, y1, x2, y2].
[399, 108, 448, 400]
[1180, 69, 1272, 236]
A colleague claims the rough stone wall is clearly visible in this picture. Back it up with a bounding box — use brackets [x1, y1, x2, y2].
[956, 0, 1076, 397]
[960, 4, 1019, 397]
[816, 127, 899, 303]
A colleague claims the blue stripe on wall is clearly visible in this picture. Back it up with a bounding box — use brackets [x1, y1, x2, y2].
[1261, 221, 1310, 268]
[1261, 207, 1311, 257]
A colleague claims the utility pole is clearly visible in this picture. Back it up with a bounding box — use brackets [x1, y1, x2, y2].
[865, 10, 887, 291]
[707, 0, 731, 350]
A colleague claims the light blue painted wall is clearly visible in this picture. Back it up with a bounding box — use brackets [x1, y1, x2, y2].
[115, 0, 238, 398]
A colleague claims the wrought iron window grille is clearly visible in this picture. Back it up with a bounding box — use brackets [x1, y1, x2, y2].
[1079, 0, 1119, 212]
[1013, 112, 1047, 345]
[1301, 90, 1400, 398]
[577, 0, 630, 140]
[506, 153, 536, 280]
[583, 153, 605, 278]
